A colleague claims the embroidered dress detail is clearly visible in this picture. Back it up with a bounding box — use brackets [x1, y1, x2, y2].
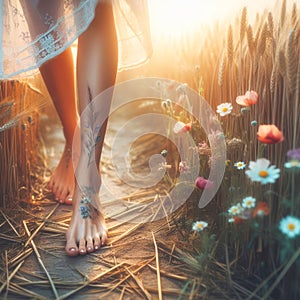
[0, 0, 152, 79]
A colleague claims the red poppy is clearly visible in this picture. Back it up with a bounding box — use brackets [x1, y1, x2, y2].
[236, 90, 258, 106]
[195, 177, 213, 189]
[173, 121, 192, 134]
[257, 124, 284, 144]
[253, 201, 270, 218]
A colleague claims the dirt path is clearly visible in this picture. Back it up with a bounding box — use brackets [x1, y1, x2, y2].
[0, 100, 196, 300]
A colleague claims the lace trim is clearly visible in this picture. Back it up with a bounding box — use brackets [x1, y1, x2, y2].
[2, 0, 98, 79]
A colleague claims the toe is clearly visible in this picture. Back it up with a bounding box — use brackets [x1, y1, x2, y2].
[52, 184, 61, 201]
[93, 235, 101, 251]
[101, 230, 108, 246]
[64, 194, 73, 205]
[66, 246, 79, 256]
[60, 186, 72, 205]
[86, 237, 94, 253]
[65, 240, 79, 256]
[79, 238, 87, 255]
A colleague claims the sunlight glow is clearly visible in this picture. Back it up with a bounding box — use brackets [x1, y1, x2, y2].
[148, 0, 299, 37]
[149, 0, 224, 36]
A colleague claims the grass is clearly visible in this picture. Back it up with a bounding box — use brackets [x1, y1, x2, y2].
[130, 0, 300, 298]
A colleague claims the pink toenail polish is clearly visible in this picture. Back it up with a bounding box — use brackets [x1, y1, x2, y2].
[87, 246, 92, 252]
[69, 247, 76, 252]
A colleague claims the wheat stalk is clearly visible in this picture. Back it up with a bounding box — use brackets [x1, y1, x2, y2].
[240, 7, 247, 44]
[286, 29, 297, 95]
[291, 2, 297, 27]
[268, 12, 274, 39]
[247, 25, 255, 57]
[270, 65, 278, 95]
[218, 50, 226, 88]
[227, 25, 233, 64]
[278, 49, 286, 78]
[258, 23, 268, 57]
[280, 0, 287, 28]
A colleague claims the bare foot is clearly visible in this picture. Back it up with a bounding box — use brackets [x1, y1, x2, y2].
[65, 187, 107, 256]
[48, 144, 75, 204]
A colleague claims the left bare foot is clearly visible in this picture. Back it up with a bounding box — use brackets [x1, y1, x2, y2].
[48, 143, 75, 205]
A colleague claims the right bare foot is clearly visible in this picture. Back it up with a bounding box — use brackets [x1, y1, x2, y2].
[65, 187, 107, 256]
[48, 144, 75, 204]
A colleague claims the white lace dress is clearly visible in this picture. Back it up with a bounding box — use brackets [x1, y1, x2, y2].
[0, 0, 152, 79]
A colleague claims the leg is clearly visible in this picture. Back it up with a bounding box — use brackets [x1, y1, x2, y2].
[40, 49, 78, 204]
[19, 0, 77, 204]
[65, 2, 118, 256]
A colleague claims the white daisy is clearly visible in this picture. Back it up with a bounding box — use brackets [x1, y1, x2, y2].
[245, 158, 280, 185]
[279, 216, 300, 238]
[242, 196, 256, 208]
[216, 103, 233, 116]
[228, 204, 242, 215]
[192, 221, 208, 232]
[234, 161, 246, 170]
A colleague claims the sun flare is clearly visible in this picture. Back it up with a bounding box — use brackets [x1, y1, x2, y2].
[149, 0, 223, 36]
[148, 0, 291, 37]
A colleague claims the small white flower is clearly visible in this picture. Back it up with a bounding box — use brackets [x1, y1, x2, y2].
[234, 161, 246, 170]
[192, 221, 208, 232]
[179, 161, 190, 173]
[284, 160, 300, 169]
[228, 204, 242, 215]
[242, 196, 256, 208]
[279, 216, 300, 238]
[245, 158, 280, 185]
[216, 103, 233, 116]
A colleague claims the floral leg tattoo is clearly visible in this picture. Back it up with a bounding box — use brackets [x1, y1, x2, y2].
[79, 187, 100, 220]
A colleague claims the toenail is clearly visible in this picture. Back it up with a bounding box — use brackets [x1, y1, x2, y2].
[94, 245, 99, 250]
[69, 247, 76, 252]
[87, 246, 93, 252]
[67, 197, 72, 202]
[80, 249, 85, 253]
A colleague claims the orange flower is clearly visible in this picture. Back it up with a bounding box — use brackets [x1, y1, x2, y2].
[236, 90, 258, 106]
[253, 201, 270, 218]
[257, 124, 284, 144]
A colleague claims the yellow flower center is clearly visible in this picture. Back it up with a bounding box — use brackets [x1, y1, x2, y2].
[259, 170, 269, 178]
[237, 163, 243, 167]
[232, 208, 238, 213]
[222, 107, 228, 112]
[290, 160, 299, 167]
[246, 201, 252, 206]
[197, 223, 204, 229]
[288, 223, 295, 231]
